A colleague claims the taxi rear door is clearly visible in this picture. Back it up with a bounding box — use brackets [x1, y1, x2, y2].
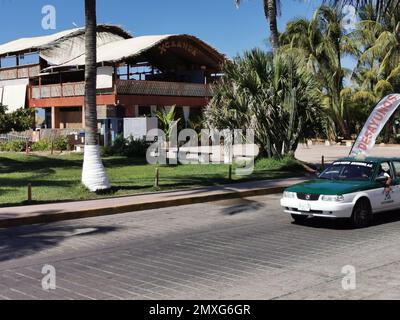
[369, 161, 396, 212]
[389, 161, 400, 209]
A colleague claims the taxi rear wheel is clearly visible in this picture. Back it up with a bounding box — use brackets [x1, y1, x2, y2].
[351, 199, 372, 228]
[291, 214, 308, 223]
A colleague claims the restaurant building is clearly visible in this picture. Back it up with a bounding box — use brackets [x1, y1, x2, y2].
[0, 25, 225, 144]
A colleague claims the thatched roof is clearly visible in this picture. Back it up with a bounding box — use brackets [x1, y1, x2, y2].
[0, 25, 132, 57]
[45, 34, 226, 72]
[0, 25, 225, 72]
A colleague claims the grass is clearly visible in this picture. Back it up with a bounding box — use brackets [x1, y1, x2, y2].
[0, 153, 306, 207]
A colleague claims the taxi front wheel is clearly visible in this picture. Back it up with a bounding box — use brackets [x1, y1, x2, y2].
[351, 199, 372, 228]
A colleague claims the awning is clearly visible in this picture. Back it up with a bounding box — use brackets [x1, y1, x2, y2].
[1, 79, 28, 113]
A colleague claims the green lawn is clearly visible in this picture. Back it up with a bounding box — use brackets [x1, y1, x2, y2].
[0, 152, 306, 207]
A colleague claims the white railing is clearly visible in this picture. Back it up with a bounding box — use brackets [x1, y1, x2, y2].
[0, 132, 30, 142]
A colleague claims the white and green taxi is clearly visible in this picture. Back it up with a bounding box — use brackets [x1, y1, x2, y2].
[280, 157, 400, 228]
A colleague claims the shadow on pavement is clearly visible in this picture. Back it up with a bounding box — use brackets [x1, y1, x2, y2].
[292, 209, 400, 230]
[292, 217, 353, 230]
[0, 224, 120, 263]
[371, 209, 400, 226]
[216, 198, 265, 216]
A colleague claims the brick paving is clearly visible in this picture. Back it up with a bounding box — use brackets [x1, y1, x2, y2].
[1, 194, 400, 300]
[296, 143, 400, 164]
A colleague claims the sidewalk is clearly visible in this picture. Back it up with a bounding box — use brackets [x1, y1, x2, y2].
[296, 143, 400, 164]
[0, 177, 307, 228]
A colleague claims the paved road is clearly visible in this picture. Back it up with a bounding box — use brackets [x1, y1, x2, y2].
[296, 144, 400, 164]
[1, 194, 400, 300]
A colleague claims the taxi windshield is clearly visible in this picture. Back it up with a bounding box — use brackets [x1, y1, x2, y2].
[319, 161, 375, 181]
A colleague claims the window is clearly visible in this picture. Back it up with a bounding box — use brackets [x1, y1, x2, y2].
[138, 106, 151, 117]
[392, 161, 400, 179]
[319, 161, 375, 181]
[377, 161, 394, 179]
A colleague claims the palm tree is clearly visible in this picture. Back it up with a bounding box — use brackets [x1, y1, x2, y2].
[155, 105, 181, 141]
[349, 5, 400, 94]
[360, 21, 400, 78]
[325, 0, 400, 22]
[345, 4, 400, 141]
[281, 6, 354, 139]
[235, 0, 280, 53]
[204, 49, 322, 157]
[81, 0, 110, 192]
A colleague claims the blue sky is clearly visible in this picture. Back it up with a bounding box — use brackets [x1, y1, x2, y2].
[0, 0, 323, 58]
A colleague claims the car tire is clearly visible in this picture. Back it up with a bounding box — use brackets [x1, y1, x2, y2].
[291, 214, 308, 223]
[351, 199, 372, 228]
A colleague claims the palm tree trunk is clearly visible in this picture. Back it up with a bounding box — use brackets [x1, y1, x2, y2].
[81, 0, 110, 192]
[336, 38, 349, 139]
[264, 0, 280, 53]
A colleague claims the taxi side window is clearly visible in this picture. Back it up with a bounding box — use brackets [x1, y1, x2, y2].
[392, 161, 400, 179]
[378, 161, 394, 179]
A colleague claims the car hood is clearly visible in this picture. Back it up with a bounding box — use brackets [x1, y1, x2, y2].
[286, 179, 374, 195]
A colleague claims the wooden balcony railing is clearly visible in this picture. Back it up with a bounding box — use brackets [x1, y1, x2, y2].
[0, 64, 40, 81]
[30, 80, 213, 100]
[31, 82, 86, 99]
[116, 80, 212, 97]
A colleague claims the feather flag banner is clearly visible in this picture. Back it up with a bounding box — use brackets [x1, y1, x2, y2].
[350, 94, 400, 158]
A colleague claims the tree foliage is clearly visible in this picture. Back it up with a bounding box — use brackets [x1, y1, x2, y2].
[204, 49, 323, 158]
[281, 5, 355, 139]
[0, 104, 34, 134]
[155, 105, 181, 139]
[324, 0, 400, 22]
[210, 2, 400, 153]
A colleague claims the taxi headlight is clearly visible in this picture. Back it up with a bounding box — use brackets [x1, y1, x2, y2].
[283, 191, 297, 199]
[321, 195, 345, 202]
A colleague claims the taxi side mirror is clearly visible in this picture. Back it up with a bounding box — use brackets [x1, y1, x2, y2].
[376, 176, 388, 183]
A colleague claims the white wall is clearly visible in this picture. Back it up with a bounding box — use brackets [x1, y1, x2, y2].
[0, 79, 29, 113]
[96, 66, 113, 89]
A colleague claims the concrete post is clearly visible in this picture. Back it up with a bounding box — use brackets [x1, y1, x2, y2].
[183, 106, 190, 128]
[150, 105, 157, 117]
[81, 106, 85, 129]
[51, 107, 60, 129]
[103, 120, 110, 147]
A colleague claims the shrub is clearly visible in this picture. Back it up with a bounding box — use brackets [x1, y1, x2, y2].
[392, 135, 400, 144]
[31, 139, 51, 152]
[0, 140, 27, 152]
[31, 136, 69, 152]
[100, 135, 148, 158]
[53, 136, 69, 151]
[100, 145, 113, 157]
[123, 136, 148, 157]
[255, 156, 302, 172]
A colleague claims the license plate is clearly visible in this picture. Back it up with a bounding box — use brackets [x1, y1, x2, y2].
[298, 202, 311, 212]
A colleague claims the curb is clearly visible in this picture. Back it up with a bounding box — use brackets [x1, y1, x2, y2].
[0, 186, 286, 228]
